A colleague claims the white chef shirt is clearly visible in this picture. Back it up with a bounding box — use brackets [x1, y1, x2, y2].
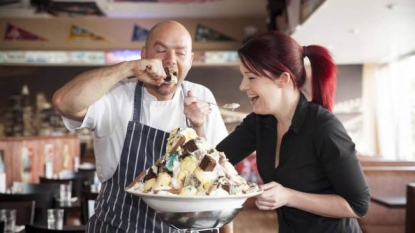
[63, 78, 228, 182]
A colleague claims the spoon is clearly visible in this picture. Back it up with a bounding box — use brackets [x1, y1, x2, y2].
[199, 100, 240, 111]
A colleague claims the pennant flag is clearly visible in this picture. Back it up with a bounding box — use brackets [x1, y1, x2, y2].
[132, 25, 149, 42]
[68, 25, 109, 42]
[113, 0, 221, 2]
[44, 1, 105, 17]
[158, 0, 221, 2]
[195, 24, 236, 42]
[4, 23, 47, 41]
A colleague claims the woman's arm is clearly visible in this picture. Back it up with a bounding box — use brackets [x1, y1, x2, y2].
[256, 182, 359, 218]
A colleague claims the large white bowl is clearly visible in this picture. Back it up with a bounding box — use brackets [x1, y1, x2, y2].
[125, 189, 262, 213]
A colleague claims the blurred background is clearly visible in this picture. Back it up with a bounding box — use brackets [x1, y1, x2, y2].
[0, 0, 414, 232]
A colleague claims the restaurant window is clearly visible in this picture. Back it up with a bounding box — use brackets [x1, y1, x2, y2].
[375, 54, 415, 160]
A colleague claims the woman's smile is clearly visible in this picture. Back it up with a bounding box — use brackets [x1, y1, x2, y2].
[248, 95, 259, 105]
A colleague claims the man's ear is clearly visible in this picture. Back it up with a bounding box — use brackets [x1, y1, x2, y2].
[277, 72, 291, 87]
[190, 52, 194, 66]
[141, 46, 147, 59]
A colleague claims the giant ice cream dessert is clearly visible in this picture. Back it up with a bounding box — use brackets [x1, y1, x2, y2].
[127, 128, 260, 196]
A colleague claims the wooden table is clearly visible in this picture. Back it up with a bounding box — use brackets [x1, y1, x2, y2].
[55, 198, 81, 225]
[371, 196, 406, 208]
[17, 225, 86, 233]
[55, 198, 81, 211]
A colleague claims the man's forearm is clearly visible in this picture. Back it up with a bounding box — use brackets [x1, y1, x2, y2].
[219, 222, 233, 233]
[52, 61, 133, 120]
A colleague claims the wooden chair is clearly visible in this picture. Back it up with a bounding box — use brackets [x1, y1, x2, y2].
[80, 189, 99, 224]
[24, 224, 86, 233]
[0, 198, 35, 225]
[406, 183, 415, 233]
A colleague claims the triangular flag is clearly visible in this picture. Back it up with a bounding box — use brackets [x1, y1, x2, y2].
[158, 0, 222, 2]
[132, 25, 149, 42]
[4, 23, 47, 41]
[68, 25, 109, 42]
[195, 24, 236, 42]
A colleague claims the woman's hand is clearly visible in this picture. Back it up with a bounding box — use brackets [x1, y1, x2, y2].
[184, 90, 211, 130]
[256, 181, 293, 210]
[256, 182, 360, 218]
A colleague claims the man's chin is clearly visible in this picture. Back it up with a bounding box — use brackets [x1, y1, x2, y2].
[153, 83, 177, 96]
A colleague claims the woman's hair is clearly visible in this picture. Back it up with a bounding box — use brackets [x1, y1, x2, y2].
[237, 31, 337, 112]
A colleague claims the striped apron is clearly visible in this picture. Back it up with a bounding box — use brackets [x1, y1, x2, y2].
[86, 82, 185, 233]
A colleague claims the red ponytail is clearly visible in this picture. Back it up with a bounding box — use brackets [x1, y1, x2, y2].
[305, 45, 337, 112]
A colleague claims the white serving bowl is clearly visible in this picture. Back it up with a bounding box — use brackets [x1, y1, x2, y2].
[125, 189, 262, 213]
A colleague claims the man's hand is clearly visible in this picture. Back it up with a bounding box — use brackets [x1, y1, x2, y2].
[183, 90, 211, 128]
[132, 59, 166, 86]
[219, 222, 234, 233]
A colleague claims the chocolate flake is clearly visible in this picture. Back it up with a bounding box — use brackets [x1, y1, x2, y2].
[184, 139, 199, 153]
[199, 155, 216, 172]
[143, 168, 157, 182]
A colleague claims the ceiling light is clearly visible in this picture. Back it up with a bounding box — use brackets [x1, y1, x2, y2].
[386, 3, 396, 10]
[349, 29, 360, 34]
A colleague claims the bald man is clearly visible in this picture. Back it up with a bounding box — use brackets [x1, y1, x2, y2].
[53, 21, 230, 233]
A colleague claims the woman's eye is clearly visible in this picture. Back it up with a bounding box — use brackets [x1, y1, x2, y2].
[248, 77, 255, 80]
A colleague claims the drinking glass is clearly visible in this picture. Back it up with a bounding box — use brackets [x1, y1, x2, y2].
[60, 183, 72, 205]
[47, 208, 64, 229]
[0, 209, 16, 233]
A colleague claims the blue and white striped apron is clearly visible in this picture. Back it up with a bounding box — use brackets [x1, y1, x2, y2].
[86, 82, 185, 233]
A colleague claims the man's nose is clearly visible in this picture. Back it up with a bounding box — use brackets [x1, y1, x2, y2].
[164, 51, 177, 66]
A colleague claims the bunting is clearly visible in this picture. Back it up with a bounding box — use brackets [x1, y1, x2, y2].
[45, 1, 105, 16]
[68, 25, 109, 42]
[195, 24, 236, 42]
[113, 0, 220, 2]
[132, 25, 149, 41]
[158, 0, 221, 2]
[4, 23, 47, 41]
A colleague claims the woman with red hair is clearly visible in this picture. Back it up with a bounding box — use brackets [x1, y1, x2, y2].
[204, 31, 369, 232]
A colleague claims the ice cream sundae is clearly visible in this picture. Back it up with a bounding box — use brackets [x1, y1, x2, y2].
[128, 128, 260, 196]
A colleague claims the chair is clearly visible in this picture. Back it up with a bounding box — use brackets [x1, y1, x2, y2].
[0, 197, 35, 225]
[24, 224, 86, 233]
[406, 183, 415, 233]
[80, 189, 98, 224]
[10, 183, 60, 224]
[39, 174, 82, 198]
[76, 167, 96, 190]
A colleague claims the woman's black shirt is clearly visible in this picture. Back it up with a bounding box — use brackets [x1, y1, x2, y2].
[216, 94, 370, 233]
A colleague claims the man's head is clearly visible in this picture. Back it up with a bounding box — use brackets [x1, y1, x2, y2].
[141, 20, 194, 100]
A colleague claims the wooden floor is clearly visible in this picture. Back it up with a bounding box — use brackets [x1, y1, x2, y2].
[233, 208, 279, 233]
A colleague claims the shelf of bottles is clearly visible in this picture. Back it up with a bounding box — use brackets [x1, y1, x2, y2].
[5, 85, 69, 137]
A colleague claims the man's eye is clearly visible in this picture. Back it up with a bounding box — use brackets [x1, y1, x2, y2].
[177, 52, 185, 56]
[248, 77, 255, 80]
[156, 50, 166, 53]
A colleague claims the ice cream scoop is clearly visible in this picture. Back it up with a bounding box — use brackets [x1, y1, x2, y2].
[164, 67, 178, 84]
